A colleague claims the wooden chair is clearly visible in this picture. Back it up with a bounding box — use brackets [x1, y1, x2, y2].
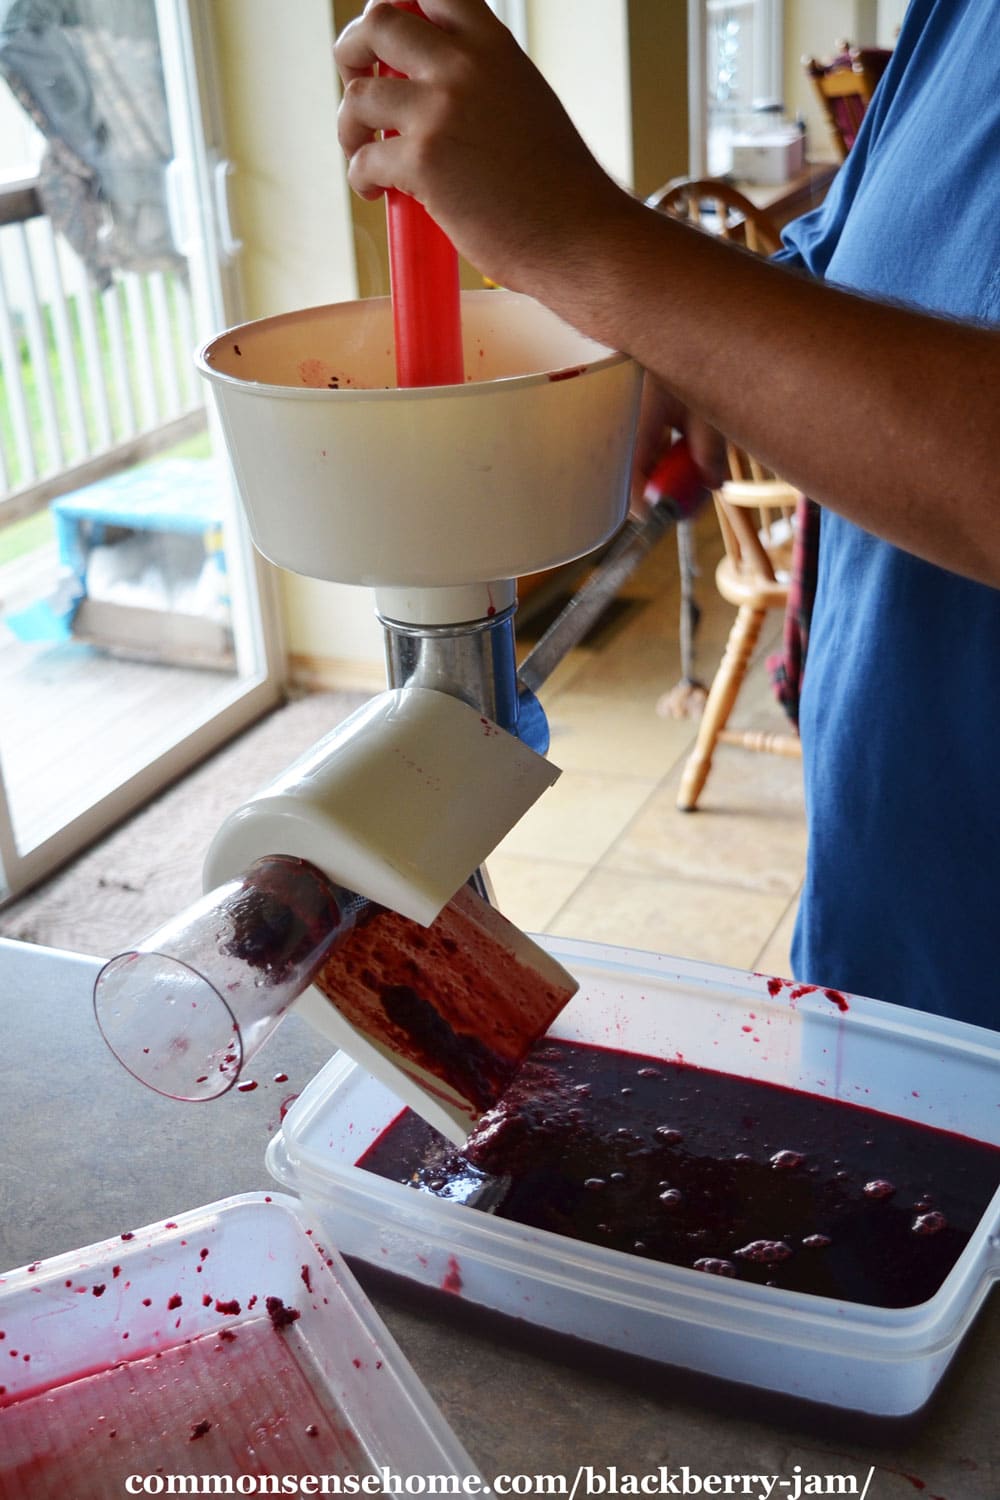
[646, 178, 801, 810]
[675, 458, 802, 811]
[805, 45, 892, 160]
[646, 177, 783, 257]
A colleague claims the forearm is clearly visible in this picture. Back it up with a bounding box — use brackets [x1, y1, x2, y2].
[335, 0, 1000, 586]
[531, 197, 1000, 587]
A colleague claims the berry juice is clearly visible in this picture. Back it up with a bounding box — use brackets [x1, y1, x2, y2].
[359, 1039, 1000, 1308]
[0, 1320, 367, 1499]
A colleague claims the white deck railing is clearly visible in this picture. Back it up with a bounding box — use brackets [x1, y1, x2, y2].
[0, 175, 206, 527]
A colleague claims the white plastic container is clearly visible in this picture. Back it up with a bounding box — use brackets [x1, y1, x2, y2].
[267, 939, 1000, 1419]
[198, 290, 641, 589]
[731, 126, 805, 184]
[0, 1193, 478, 1491]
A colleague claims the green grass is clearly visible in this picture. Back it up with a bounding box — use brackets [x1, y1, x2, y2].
[164, 429, 212, 461]
[0, 507, 54, 566]
[0, 269, 210, 569]
[0, 271, 198, 492]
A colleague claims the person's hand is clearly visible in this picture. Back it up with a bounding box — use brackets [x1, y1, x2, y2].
[629, 375, 727, 517]
[334, 0, 638, 293]
[337, 3, 728, 524]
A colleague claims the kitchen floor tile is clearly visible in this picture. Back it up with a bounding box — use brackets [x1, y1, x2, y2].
[752, 890, 802, 979]
[545, 867, 792, 972]
[543, 691, 694, 780]
[606, 747, 806, 895]
[485, 854, 591, 933]
[495, 769, 658, 866]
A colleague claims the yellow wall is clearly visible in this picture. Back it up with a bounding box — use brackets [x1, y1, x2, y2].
[877, 0, 909, 43]
[212, 0, 357, 316]
[627, 0, 689, 199]
[524, 0, 689, 199]
[211, 0, 386, 682]
[525, 0, 632, 186]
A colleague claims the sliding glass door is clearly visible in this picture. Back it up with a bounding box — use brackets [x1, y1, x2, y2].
[0, 0, 282, 901]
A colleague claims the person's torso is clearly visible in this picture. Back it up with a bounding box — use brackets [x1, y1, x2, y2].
[789, 0, 1000, 1025]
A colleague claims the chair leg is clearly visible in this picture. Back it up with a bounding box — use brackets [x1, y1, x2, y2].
[676, 604, 765, 811]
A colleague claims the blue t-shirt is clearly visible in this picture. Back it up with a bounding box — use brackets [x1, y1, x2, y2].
[773, 0, 1000, 1028]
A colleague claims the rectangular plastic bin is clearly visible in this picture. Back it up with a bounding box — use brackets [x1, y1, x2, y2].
[266, 939, 1000, 1418]
[0, 1192, 478, 1494]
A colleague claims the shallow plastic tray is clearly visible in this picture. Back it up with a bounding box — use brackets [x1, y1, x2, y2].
[0, 1193, 477, 1493]
[266, 938, 1000, 1418]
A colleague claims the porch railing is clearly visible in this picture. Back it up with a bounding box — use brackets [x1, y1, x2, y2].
[0, 174, 206, 528]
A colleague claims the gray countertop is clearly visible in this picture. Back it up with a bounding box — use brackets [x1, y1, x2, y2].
[1, 937, 996, 1497]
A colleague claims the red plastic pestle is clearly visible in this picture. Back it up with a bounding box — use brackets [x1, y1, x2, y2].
[381, 3, 464, 387]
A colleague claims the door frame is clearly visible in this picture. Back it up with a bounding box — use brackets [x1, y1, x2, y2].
[0, 0, 285, 904]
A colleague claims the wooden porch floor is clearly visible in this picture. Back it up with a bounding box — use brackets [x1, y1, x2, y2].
[0, 538, 236, 857]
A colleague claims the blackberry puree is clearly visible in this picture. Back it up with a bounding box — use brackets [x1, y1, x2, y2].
[359, 1039, 1000, 1308]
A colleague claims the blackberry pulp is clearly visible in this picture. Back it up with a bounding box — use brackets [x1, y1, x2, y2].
[359, 1039, 1000, 1308]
